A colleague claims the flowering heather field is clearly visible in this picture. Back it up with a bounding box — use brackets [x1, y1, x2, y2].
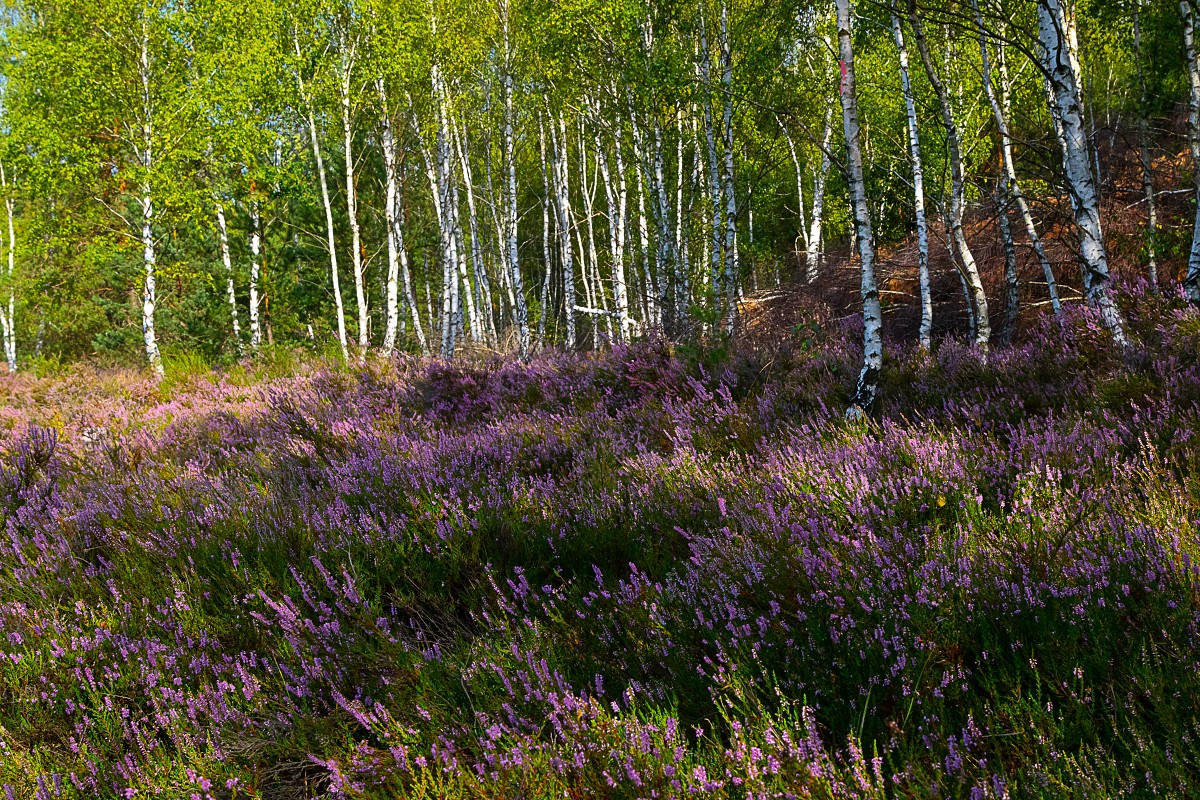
[2, 292, 1200, 799]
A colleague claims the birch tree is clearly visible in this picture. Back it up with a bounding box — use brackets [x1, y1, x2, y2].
[909, 0, 989, 350]
[891, 12, 931, 351]
[836, 0, 881, 416]
[1184, 0, 1200, 303]
[1037, 0, 1127, 342]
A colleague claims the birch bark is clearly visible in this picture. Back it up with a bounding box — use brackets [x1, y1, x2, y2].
[910, 2, 990, 350]
[1038, 0, 1128, 340]
[836, 0, 882, 416]
[1183, 0, 1200, 302]
[891, 13, 932, 351]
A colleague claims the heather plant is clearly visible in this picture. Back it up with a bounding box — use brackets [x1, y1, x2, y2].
[1, 293, 1200, 798]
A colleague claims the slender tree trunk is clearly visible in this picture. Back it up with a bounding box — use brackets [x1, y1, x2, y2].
[455, 124, 496, 344]
[215, 200, 243, 355]
[720, 0, 737, 333]
[248, 201, 263, 351]
[295, 36, 348, 360]
[139, 22, 163, 375]
[0, 162, 16, 372]
[537, 118, 554, 348]
[1183, 0, 1200, 302]
[341, 68, 367, 350]
[379, 81, 426, 354]
[983, 23, 1062, 315]
[892, 13, 932, 351]
[1134, 1, 1159, 291]
[910, 2, 990, 350]
[997, 173, 1020, 344]
[548, 113, 577, 348]
[502, 8, 530, 359]
[598, 126, 631, 342]
[699, 6, 724, 321]
[807, 106, 834, 283]
[1038, 0, 1128, 340]
[837, 0, 882, 416]
[779, 118, 809, 260]
[378, 80, 402, 353]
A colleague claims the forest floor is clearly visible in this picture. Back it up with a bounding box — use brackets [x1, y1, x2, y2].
[2, 284, 1200, 799]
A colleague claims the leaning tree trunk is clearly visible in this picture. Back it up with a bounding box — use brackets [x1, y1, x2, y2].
[1183, 0, 1200, 302]
[892, 13, 932, 351]
[1038, 0, 1128, 340]
[978, 17, 1062, 315]
[910, 1, 990, 350]
[836, 0, 882, 416]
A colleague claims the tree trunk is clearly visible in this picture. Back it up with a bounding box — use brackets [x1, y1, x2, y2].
[891, 13, 932, 351]
[1134, 1, 1159, 292]
[974, 3, 1061, 316]
[910, 2, 990, 350]
[248, 201, 263, 351]
[377, 80, 402, 354]
[139, 22, 163, 375]
[807, 106, 834, 283]
[598, 125, 631, 342]
[1037, 0, 1128, 340]
[1183, 0, 1200, 302]
[837, 0, 882, 416]
[295, 36, 348, 360]
[0, 162, 16, 372]
[215, 200, 243, 355]
[341, 69, 367, 350]
[720, 0, 737, 333]
[455, 124, 496, 344]
[502, 9, 531, 359]
[997, 173, 1020, 345]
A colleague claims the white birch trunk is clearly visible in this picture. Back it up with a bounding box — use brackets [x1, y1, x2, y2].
[0, 162, 15, 372]
[295, 35, 348, 360]
[215, 201, 243, 354]
[1038, 0, 1128, 339]
[974, 3, 1061, 316]
[1134, 1, 1159, 291]
[806, 106, 834, 283]
[340, 53, 367, 350]
[248, 201, 263, 351]
[720, 0, 737, 333]
[779, 118, 809, 257]
[1183, 0, 1200, 302]
[892, 13, 932, 351]
[836, 0, 882, 416]
[911, 7, 990, 350]
[502, 8, 531, 359]
[598, 127, 631, 342]
[139, 21, 163, 375]
[549, 113, 577, 348]
[455, 124, 495, 344]
[377, 79, 402, 353]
